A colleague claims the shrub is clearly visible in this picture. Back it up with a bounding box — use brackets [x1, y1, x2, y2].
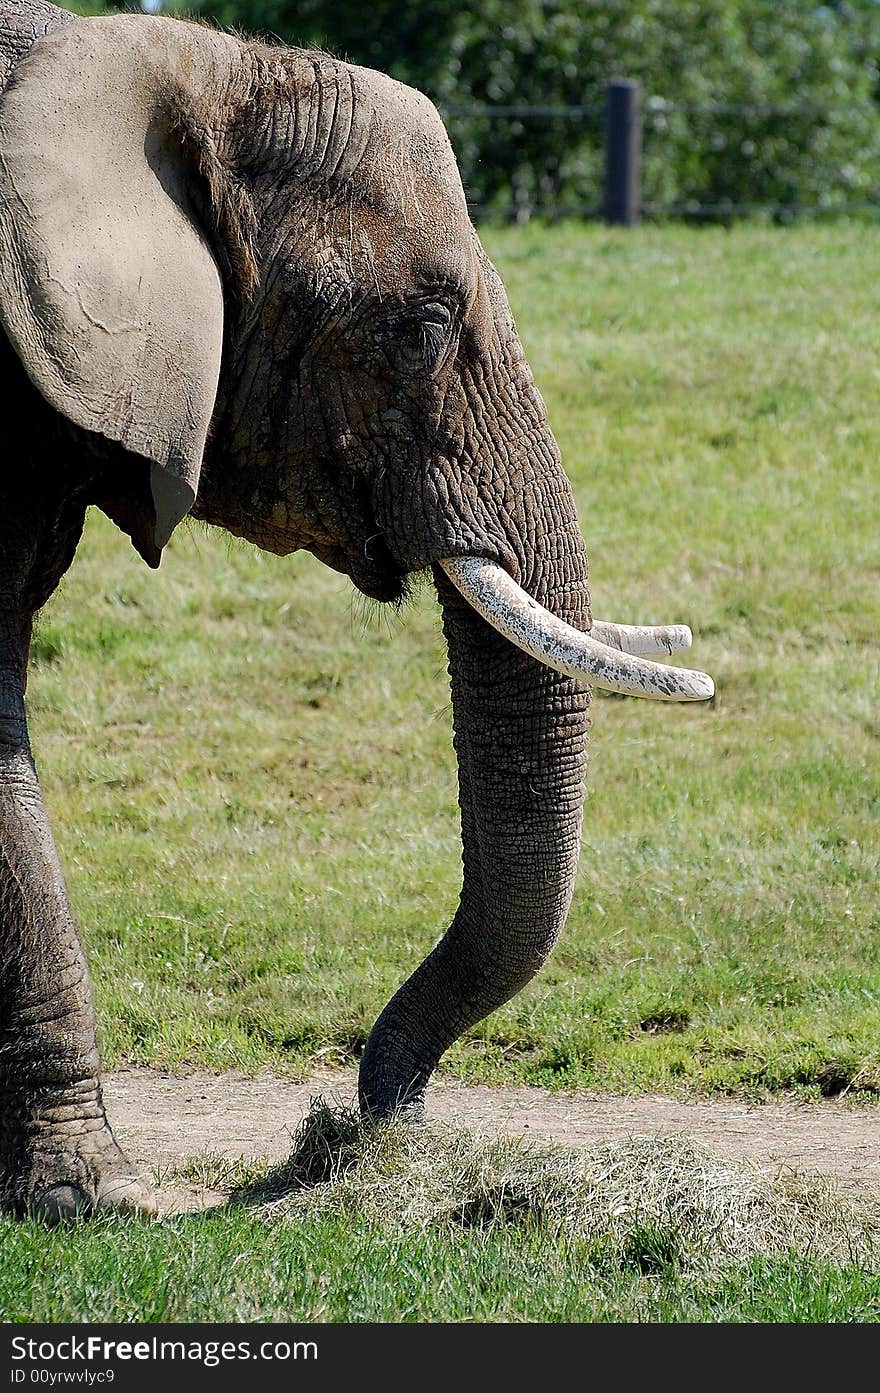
[103, 0, 880, 217]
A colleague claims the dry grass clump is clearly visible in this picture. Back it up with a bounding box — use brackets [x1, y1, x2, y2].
[233, 1097, 880, 1273]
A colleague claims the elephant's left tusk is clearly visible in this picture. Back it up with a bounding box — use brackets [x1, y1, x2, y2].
[439, 556, 715, 702]
[589, 621, 693, 656]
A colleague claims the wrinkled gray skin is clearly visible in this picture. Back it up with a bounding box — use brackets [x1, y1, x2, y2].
[0, 0, 591, 1219]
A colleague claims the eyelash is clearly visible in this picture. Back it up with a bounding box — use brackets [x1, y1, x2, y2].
[361, 301, 454, 374]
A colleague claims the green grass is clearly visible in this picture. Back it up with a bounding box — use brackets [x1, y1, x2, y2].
[5, 1108, 880, 1323]
[27, 222, 880, 1097]
[6, 1212, 880, 1322]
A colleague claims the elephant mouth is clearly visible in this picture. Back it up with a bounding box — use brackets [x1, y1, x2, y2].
[311, 534, 407, 605]
[315, 534, 713, 699]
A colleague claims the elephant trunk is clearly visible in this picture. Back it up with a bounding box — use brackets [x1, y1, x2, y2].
[358, 487, 592, 1119]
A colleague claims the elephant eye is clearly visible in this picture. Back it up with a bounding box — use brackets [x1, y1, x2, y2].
[381, 301, 455, 377]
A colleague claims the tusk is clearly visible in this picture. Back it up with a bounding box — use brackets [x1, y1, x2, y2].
[590, 621, 692, 656]
[439, 557, 714, 702]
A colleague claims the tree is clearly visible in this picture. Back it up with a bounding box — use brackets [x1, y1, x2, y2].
[164, 0, 880, 218]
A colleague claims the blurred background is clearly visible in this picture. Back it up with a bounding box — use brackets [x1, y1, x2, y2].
[68, 0, 880, 222]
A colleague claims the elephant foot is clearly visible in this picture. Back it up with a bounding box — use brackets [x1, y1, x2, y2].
[0, 1098, 156, 1222]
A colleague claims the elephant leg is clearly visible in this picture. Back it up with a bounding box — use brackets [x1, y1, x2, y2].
[0, 604, 155, 1219]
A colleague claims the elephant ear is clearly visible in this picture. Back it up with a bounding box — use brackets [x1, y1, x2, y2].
[0, 16, 234, 555]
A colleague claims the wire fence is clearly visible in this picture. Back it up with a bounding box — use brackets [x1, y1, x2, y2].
[439, 86, 880, 224]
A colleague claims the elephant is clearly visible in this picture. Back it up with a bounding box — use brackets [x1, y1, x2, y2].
[0, 0, 713, 1219]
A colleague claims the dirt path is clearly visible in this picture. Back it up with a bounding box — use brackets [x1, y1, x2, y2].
[104, 1068, 880, 1213]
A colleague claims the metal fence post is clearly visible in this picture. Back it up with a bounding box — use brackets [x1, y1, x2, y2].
[604, 79, 641, 225]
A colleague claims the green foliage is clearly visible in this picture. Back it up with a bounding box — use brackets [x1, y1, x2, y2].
[63, 0, 120, 13]
[165, 0, 880, 217]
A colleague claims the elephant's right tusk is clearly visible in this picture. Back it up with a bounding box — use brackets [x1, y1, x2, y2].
[439, 557, 715, 702]
[589, 621, 692, 656]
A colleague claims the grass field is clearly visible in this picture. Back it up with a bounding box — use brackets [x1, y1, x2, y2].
[28, 221, 880, 1098]
[4, 1106, 880, 1322]
[7, 1207, 880, 1323]
[6, 222, 880, 1325]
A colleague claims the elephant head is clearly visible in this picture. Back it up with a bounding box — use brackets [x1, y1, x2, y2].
[0, 8, 712, 1126]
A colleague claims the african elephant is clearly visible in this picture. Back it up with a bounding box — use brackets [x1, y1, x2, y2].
[0, 0, 713, 1219]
